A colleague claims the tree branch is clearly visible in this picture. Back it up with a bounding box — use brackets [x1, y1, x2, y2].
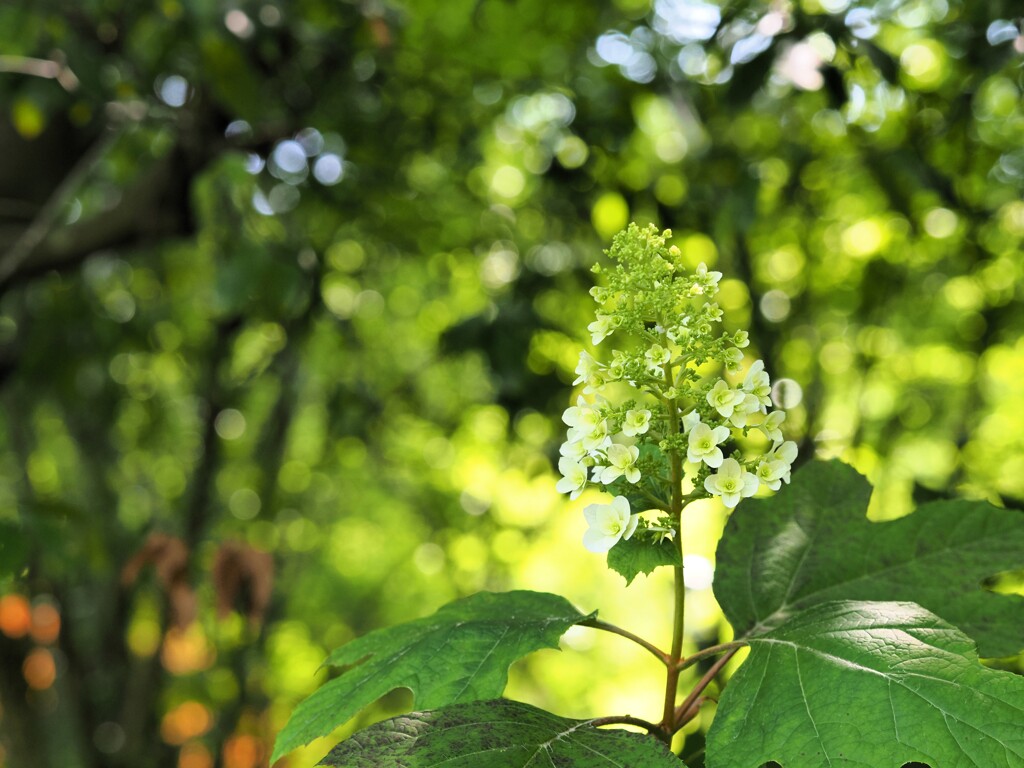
[0, 54, 80, 91]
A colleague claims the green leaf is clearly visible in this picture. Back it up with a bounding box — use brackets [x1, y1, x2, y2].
[707, 600, 1024, 768]
[715, 459, 1024, 657]
[607, 535, 681, 585]
[318, 699, 685, 767]
[271, 591, 594, 763]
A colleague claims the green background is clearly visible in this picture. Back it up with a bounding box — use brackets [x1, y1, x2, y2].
[0, 0, 1022, 766]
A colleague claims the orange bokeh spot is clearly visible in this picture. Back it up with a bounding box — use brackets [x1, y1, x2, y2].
[161, 627, 216, 675]
[30, 604, 61, 645]
[178, 742, 213, 768]
[223, 734, 261, 768]
[160, 701, 214, 745]
[0, 595, 31, 638]
[23, 648, 56, 690]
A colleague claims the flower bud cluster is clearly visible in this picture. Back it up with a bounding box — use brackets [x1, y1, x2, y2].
[556, 223, 798, 553]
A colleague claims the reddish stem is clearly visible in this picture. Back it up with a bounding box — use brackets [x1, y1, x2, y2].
[672, 648, 740, 731]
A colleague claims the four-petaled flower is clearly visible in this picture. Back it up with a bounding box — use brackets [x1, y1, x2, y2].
[644, 344, 671, 375]
[582, 496, 638, 553]
[559, 437, 588, 462]
[704, 458, 759, 509]
[743, 360, 772, 409]
[555, 458, 589, 500]
[707, 380, 745, 419]
[723, 347, 744, 372]
[599, 444, 641, 484]
[754, 441, 798, 490]
[622, 409, 652, 437]
[573, 351, 603, 393]
[687, 422, 730, 468]
[729, 393, 762, 429]
[759, 410, 786, 444]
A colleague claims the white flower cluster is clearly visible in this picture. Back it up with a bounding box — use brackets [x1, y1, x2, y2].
[554, 223, 798, 554]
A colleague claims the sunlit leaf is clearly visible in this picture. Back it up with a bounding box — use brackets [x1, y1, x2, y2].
[271, 591, 594, 763]
[707, 600, 1024, 767]
[715, 460, 1024, 657]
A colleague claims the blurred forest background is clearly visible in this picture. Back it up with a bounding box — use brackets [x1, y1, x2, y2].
[1, 0, 1023, 766]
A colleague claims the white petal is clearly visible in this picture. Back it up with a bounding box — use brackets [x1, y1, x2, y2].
[703, 448, 724, 469]
[583, 504, 603, 526]
[741, 474, 759, 497]
[583, 528, 616, 553]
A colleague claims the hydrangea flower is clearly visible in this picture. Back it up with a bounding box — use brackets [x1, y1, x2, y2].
[598, 444, 641, 484]
[707, 380, 744, 419]
[644, 344, 671, 375]
[556, 458, 589, 500]
[573, 351, 603, 393]
[554, 223, 798, 552]
[760, 410, 786, 444]
[559, 437, 588, 462]
[687, 422, 730, 468]
[622, 409, 652, 437]
[728, 393, 762, 429]
[743, 360, 772, 409]
[704, 459, 759, 508]
[582, 496, 638, 553]
[754, 441, 798, 490]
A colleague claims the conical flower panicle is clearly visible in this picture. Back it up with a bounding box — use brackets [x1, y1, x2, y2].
[557, 224, 798, 552]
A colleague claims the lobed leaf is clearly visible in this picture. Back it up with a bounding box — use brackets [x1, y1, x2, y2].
[271, 591, 593, 763]
[318, 699, 685, 767]
[607, 534, 681, 586]
[715, 459, 1024, 657]
[707, 600, 1024, 767]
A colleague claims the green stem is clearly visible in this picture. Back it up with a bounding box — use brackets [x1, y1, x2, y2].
[589, 715, 667, 737]
[660, 348, 686, 736]
[580, 618, 671, 665]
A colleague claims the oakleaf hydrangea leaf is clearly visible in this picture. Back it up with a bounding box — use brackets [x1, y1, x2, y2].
[715, 460, 1024, 656]
[319, 699, 684, 767]
[271, 591, 593, 763]
[706, 600, 1024, 768]
[607, 535, 681, 585]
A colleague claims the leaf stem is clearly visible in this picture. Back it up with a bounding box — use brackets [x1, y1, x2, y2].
[673, 647, 740, 729]
[580, 618, 670, 665]
[675, 641, 746, 672]
[634, 486, 672, 513]
[589, 715, 667, 736]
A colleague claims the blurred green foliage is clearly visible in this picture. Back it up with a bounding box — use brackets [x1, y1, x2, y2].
[0, 0, 1022, 766]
